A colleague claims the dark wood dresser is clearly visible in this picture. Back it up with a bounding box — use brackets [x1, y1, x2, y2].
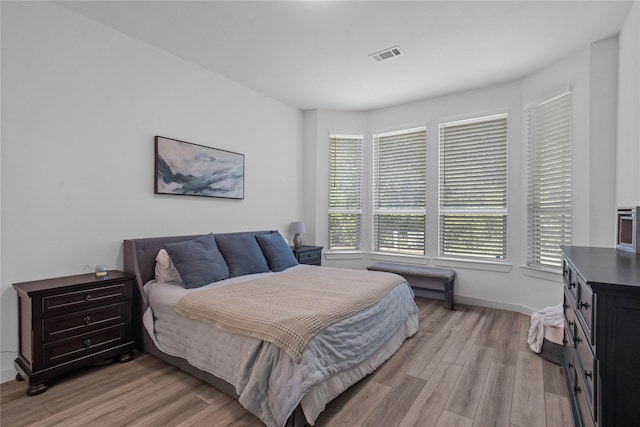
[291, 245, 323, 266]
[13, 270, 135, 395]
[561, 246, 640, 427]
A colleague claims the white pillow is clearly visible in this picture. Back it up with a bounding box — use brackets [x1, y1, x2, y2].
[155, 249, 183, 283]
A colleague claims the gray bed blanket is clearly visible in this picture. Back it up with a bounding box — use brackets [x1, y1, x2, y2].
[144, 266, 418, 426]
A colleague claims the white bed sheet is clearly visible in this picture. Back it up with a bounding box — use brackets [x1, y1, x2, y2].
[143, 265, 419, 426]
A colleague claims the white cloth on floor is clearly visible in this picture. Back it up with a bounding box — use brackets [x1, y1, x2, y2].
[527, 304, 564, 353]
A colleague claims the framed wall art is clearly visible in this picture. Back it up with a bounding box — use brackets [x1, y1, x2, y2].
[155, 136, 244, 199]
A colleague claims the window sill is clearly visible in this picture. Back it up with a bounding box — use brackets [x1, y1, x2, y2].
[432, 257, 512, 273]
[521, 265, 562, 283]
[324, 251, 366, 260]
[369, 252, 430, 265]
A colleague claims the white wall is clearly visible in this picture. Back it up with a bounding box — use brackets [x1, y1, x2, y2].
[0, 2, 303, 382]
[305, 37, 620, 315]
[617, 1, 640, 207]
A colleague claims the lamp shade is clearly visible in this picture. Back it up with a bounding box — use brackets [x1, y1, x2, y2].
[289, 221, 306, 234]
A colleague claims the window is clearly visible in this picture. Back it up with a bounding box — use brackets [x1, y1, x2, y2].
[439, 114, 508, 260]
[526, 92, 572, 269]
[373, 127, 426, 255]
[328, 134, 363, 251]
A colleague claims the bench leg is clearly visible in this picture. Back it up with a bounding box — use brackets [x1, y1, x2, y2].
[444, 278, 455, 310]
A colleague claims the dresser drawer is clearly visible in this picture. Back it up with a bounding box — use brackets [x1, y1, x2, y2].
[564, 289, 577, 343]
[43, 325, 126, 367]
[576, 278, 594, 345]
[43, 303, 127, 342]
[575, 319, 596, 406]
[565, 345, 577, 392]
[574, 363, 596, 427]
[43, 283, 129, 313]
[563, 258, 571, 285]
[565, 263, 579, 303]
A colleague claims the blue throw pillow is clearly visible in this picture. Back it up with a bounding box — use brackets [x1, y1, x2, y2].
[164, 234, 230, 288]
[215, 234, 270, 277]
[256, 232, 298, 272]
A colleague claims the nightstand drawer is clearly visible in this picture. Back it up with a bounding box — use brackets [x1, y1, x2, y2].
[43, 325, 126, 367]
[299, 251, 321, 263]
[292, 245, 323, 266]
[43, 303, 127, 342]
[43, 283, 129, 313]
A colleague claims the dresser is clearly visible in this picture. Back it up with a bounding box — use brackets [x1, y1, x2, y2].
[561, 246, 640, 427]
[13, 271, 135, 396]
[291, 245, 323, 266]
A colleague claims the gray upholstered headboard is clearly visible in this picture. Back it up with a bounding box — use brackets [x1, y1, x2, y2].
[123, 230, 274, 350]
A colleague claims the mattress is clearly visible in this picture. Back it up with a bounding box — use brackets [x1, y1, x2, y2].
[143, 265, 419, 426]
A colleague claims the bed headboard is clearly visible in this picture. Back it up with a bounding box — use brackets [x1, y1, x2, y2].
[123, 230, 274, 350]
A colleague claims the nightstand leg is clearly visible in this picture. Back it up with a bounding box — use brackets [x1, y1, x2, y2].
[117, 352, 134, 363]
[27, 382, 47, 396]
[15, 373, 24, 382]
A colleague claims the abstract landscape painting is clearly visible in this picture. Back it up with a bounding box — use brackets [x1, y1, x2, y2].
[155, 136, 244, 199]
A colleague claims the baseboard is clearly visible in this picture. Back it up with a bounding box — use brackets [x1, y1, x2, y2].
[453, 294, 537, 316]
[1, 365, 16, 384]
[414, 291, 538, 316]
[412, 288, 445, 301]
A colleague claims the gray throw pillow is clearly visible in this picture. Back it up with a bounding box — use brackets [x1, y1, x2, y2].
[164, 234, 230, 288]
[215, 234, 270, 277]
[256, 232, 298, 272]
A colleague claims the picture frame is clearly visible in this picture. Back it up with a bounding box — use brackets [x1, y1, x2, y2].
[155, 136, 244, 199]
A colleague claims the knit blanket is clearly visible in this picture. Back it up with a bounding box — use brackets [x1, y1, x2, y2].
[175, 266, 405, 362]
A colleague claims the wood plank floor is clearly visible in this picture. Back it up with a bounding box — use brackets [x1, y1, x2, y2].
[0, 298, 573, 427]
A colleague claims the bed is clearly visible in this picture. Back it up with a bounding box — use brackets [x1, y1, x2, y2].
[123, 230, 419, 427]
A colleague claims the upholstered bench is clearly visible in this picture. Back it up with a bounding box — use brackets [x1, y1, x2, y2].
[367, 262, 456, 310]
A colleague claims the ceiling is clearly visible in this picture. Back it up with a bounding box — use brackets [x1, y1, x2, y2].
[57, 1, 633, 111]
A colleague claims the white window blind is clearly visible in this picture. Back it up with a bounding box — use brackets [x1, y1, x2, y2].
[526, 92, 572, 269]
[373, 127, 426, 255]
[328, 134, 363, 251]
[439, 114, 508, 260]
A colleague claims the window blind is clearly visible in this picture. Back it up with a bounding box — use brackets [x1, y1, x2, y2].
[526, 92, 572, 269]
[328, 134, 363, 251]
[373, 127, 426, 255]
[439, 115, 508, 259]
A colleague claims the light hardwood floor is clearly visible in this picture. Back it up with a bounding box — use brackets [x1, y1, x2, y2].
[1, 298, 573, 427]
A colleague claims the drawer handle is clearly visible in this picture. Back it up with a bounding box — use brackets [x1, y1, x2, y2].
[575, 336, 581, 344]
[569, 282, 576, 289]
[84, 339, 91, 348]
[568, 362, 574, 369]
[568, 320, 574, 327]
[575, 384, 582, 394]
[579, 301, 590, 310]
[585, 370, 593, 379]
[84, 294, 94, 302]
[84, 316, 91, 325]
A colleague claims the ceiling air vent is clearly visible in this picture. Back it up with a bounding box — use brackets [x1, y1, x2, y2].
[369, 46, 404, 63]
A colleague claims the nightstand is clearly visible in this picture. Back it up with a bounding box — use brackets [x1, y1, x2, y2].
[291, 245, 323, 266]
[13, 270, 135, 396]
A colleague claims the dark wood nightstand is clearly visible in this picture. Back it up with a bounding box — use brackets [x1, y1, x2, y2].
[291, 245, 323, 266]
[13, 270, 135, 396]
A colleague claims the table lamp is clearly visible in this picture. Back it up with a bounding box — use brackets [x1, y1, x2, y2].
[289, 221, 306, 249]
